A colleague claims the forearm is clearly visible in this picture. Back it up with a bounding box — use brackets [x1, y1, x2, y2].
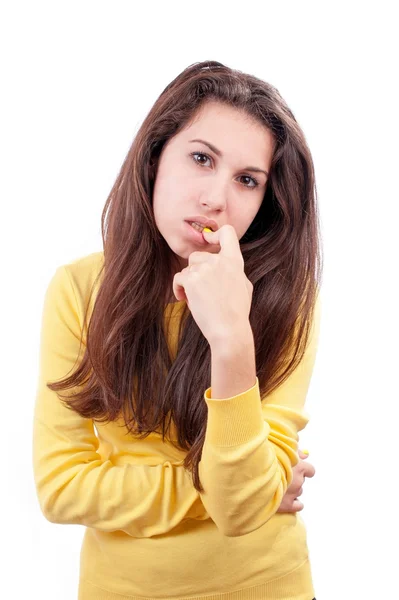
[209, 322, 257, 399]
[200, 323, 284, 536]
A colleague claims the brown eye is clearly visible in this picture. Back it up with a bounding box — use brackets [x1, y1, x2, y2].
[190, 151, 212, 167]
[190, 151, 260, 190]
[238, 175, 259, 188]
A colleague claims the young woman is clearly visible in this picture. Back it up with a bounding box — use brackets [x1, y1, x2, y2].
[33, 60, 322, 600]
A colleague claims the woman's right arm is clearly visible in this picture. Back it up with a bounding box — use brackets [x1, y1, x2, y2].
[32, 265, 208, 538]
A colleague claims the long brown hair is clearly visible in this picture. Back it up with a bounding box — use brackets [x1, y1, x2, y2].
[47, 60, 323, 492]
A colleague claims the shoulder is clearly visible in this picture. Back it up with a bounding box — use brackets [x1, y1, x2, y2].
[60, 250, 105, 324]
[62, 250, 104, 290]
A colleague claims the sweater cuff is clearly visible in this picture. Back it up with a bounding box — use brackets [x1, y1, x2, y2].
[203, 377, 265, 447]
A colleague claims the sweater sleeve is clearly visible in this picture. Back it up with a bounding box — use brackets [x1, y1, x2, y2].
[198, 294, 321, 537]
[32, 265, 208, 538]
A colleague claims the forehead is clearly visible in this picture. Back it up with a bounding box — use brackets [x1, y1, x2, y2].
[178, 101, 275, 159]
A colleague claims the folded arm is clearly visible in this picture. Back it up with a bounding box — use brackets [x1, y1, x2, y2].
[32, 265, 208, 538]
[198, 294, 321, 537]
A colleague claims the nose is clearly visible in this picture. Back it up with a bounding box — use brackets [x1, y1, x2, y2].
[200, 179, 229, 212]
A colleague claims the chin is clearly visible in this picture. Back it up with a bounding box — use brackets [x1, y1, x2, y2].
[163, 237, 188, 263]
[173, 249, 190, 266]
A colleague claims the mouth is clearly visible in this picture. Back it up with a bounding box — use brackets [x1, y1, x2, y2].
[188, 221, 213, 233]
[184, 221, 210, 244]
[184, 217, 218, 232]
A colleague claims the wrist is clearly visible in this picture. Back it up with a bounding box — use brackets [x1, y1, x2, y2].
[209, 324, 256, 399]
[209, 322, 254, 356]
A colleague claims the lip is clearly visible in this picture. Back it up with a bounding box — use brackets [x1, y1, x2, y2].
[183, 221, 208, 245]
[184, 216, 219, 231]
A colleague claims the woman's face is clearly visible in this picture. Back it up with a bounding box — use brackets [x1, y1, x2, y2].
[152, 100, 275, 270]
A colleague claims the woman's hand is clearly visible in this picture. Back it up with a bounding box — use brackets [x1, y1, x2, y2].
[276, 450, 316, 513]
[173, 225, 253, 346]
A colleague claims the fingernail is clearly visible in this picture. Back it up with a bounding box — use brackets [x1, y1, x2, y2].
[302, 449, 309, 455]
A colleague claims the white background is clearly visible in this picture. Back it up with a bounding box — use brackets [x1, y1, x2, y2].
[1, 1, 398, 598]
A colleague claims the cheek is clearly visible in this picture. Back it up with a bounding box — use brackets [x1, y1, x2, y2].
[153, 182, 183, 231]
[154, 172, 188, 206]
[231, 212, 260, 241]
[152, 187, 162, 221]
[229, 207, 254, 231]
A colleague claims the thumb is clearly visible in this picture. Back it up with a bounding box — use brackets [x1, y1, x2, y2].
[202, 227, 220, 245]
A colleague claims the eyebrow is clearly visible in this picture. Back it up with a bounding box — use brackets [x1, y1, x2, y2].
[188, 138, 269, 177]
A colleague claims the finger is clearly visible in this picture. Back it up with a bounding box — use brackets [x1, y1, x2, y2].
[292, 499, 304, 512]
[188, 250, 215, 266]
[303, 462, 316, 478]
[298, 449, 310, 459]
[277, 498, 304, 514]
[172, 271, 190, 303]
[202, 224, 243, 262]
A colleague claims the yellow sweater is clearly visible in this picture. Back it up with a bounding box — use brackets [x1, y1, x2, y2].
[32, 251, 321, 600]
